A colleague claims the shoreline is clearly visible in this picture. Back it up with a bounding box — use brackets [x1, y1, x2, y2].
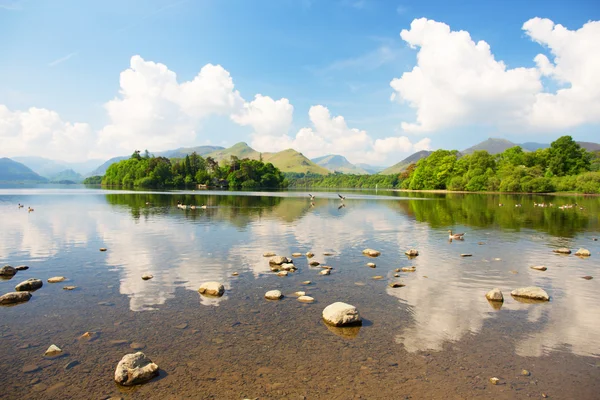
[392, 189, 600, 196]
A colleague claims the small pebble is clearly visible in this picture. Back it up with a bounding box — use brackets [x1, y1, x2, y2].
[15, 265, 29, 271]
[582, 276, 593, 280]
[63, 286, 77, 290]
[319, 269, 330, 275]
[64, 360, 79, 370]
[141, 274, 153, 280]
[372, 276, 384, 280]
[367, 263, 376, 268]
[99, 248, 107, 252]
[389, 282, 405, 288]
[461, 254, 472, 257]
[22, 364, 41, 373]
[232, 272, 239, 276]
[297, 295, 314, 303]
[301, 281, 312, 285]
[394, 273, 400, 277]
[174, 323, 188, 329]
[521, 369, 530, 376]
[490, 377, 500, 385]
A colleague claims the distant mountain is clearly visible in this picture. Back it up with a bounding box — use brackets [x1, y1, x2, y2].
[49, 169, 83, 183]
[462, 138, 517, 155]
[577, 141, 600, 152]
[519, 142, 548, 152]
[206, 142, 261, 161]
[380, 150, 433, 175]
[12, 156, 103, 178]
[88, 156, 129, 176]
[355, 163, 386, 174]
[312, 154, 369, 175]
[0, 158, 48, 182]
[157, 145, 224, 158]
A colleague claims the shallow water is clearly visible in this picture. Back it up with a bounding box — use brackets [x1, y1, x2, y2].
[1, 188, 599, 399]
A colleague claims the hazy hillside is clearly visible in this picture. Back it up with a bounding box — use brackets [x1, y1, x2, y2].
[356, 163, 386, 174]
[380, 150, 433, 175]
[206, 142, 261, 161]
[49, 169, 84, 183]
[462, 138, 517, 155]
[577, 141, 600, 152]
[88, 156, 129, 176]
[519, 142, 548, 151]
[158, 145, 224, 158]
[0, 158, 48, 182]
[12, 156, 103, 177]
[312, 154, 368, 174]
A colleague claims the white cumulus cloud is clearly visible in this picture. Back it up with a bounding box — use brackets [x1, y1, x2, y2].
[391, 17, 600, 134]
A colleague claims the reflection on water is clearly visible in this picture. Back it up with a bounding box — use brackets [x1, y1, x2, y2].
[0, 189, 599, 397]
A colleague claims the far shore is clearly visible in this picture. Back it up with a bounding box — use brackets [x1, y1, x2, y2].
[393, 189, 600, 197]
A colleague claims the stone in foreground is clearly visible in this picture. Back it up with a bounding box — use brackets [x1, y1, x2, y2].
[198, 282, 224, 297]
[575, 248, 591, 257]
[485, 288, 504, 302]
[44, 344, 62, 357]
[269, 256, 292, 265]
[362, 249, 380, 257]
[511, 287, 549, 301]
[298, 295, 314, 303]
[0, 265, 17, 276]
[553, 248, 571, 254]
[405, 249, 419, 257]
[264, 290, 283, 300]
[490, 377, 500, 385]
[15, 278, 43, 292]
[114, 352, 159, 386]
[0, 291, 32, 305]
[322, 302, 361, 327]
[47, 276, 66, 283]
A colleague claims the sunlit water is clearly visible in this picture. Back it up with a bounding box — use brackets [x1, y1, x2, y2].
[1, 187, 599, 399]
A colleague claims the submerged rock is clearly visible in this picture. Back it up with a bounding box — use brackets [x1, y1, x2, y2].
[198, 282, 224, 297]
[0, 291, 32, 305]
[401, 266, 416, 272]
[15, 265, 29, 271]
[114, 352, 159, 386]
[485, 288, 504, 302]
[511, 287, 549, 301]
[15, 278, 43, 292]
[372, 276, 384, 280]
[362, 249, 380, 257]
[319, 269, 330, 275]
[582, 276, 593, 280]
[277, 271, 288, 277]
[553, 248, 571, 254]
[44, 344, 62, 357]
[306, 252, 315, 258]
[322, 302, 361, 326]
[47, 277, 66, 283]
[264, 290, 283, 300]
[141, 274, 153, 280]
[309, 261, 320, 266]
[0, 265, 16, 276]
[263, 252, 276, 257]
[301, 281, 312, 285]
[530, 266, 547, 271]
[99, 248, 107, 252]
[366, 263, 376, 268]
[292, 253, 302, 257]
[298, 295, 314, 303]
[269, 256, 291, 265]
[405, 249, 419, 257]
[575, 248, 591, 257]
[63, 286, 77, 291]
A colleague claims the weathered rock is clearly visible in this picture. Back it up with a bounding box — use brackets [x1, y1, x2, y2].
[114, 352, 159, 386]
[553, 248, 571, 254]
[362, 249, 380, 257]
[405, 249, 419, 257]
[281, 263, 296, 271]
[264, 290, 283, 300]
[319, 269, 330, 275]
[389, 282, 406, 288]
[0, 265, 16, 276]
[401, 266, 416, 272]
[485, 288, 504, 302]
[47, 276, 66, 283]
[269, 256, 291, 265]
[99, 248, 107, 252]
[294, 291, 306, 297]
[511, 287, 549, 301]
[198, 282, 224, 297]
[0, 291, 32, 305]
[232, 272, 239, 276]
[277, 271, 288, 277]
[394, 273, 400, 278]
[575, 248, 591, 257]
[15, 278, 43, 292]
[490, 377, 500, 385]
[366, 263, 376, 268]
[263, 252, 276, 257]
[582, 276, 593, 280]
[302, 280, 312, 285]
[306, 252, 315, 258]
[322, 302, 361, 326]
[141, 274, 153, 280]
[298, 295, 314, 303]
[63, 286, 77, 290]
[15, 265, 28, 271]
[291, 253, 302, 257]
[530, 266, 547, 271]
[309, 261, 320, 266]
[44, 344, 62, 357]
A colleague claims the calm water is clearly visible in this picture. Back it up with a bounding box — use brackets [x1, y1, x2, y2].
[1, 187, 599, 399]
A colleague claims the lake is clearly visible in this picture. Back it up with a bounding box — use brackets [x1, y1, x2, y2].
[0, 187, 599, 399]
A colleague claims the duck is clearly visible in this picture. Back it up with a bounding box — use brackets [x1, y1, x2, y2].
[309, 193, 315, 201]
[448, 230, 465, 240]
[498, 203, 503, 207]
[18, 203, 24, 208]
[28, 207, 34, 212]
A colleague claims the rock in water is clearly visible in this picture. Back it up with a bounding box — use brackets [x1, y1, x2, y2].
[15, 265, 28, 271]
[99, 248, 107, 252]
[114, 352, 159, 386]
[0, 291, 32, 305]
[47, 277, 66, 283]
[582, 276, 593, 280]
[264, 290, 283, 300]
[44, 344, 62, 357]
[309, 261, 320, 266]
[15, 278, 43, 292]
[306, 252, 315, 258]
[198, 282, 224, 297]
[575, 248, 591, 257]
[362, 249, 380, 257]
[401, 266, 416, 272]
[553, 248, 571, 254]
[530, 266, 547, 271]
[485, 288, 504, 302]
[388, 282, 405, 288]
[322, 302, 361, 326]
[141, 274, 153, 280]
[292, 253, 302, 257]
[319, 269, 330, 275]
[405, 249, 419, 257]
[263, 252, 276, 257]
[298, 296, 314, 303]
[366, 263, 376, 268]
[0, 265, 17, 276]
[63, 286, 77, 290]
[269, 256, 292, 265]
[277, 271, 288, 277]
[511, 287, 549, 301]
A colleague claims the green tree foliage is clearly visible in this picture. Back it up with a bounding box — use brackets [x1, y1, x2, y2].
[287, 172, 399, 189]
[101, 152, 286, 189]
[82, 175, 103, 184]
[547, 136, 591, 176]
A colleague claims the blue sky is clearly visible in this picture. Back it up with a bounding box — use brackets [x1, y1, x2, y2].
[1, 0, 599, 164]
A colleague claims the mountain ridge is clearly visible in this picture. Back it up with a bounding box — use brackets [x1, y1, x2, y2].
[311, 154, 369, 175]
[0, 158, 48, 182]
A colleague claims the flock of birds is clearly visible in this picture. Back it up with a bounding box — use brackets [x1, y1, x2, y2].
[308, 193, 346, 210]
[17, 203, 34, 212]
[176, 201, 207, 210]
[499, 202, 584, 210]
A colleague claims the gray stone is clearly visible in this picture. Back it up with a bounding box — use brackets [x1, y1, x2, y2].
[15, 265, 28, 271]
[263, 252, 276, 257]
[141, 274, 153, 280]
[322, 302, 361, 326]
[0, 265, 16, 276]
[405, 249, 419, 257]
[575, 248, 591, 257]
[0, 291, 32, 305]
[198, 282, 224, 297]
[264, 290, 283, 300]
[47, 276, 66, 283]
[15, 278, 43, 292]
[511, 287, 549, 301]
[114, 352, 159, 386]
[269, 256, 292, 265]
[362, 249, 380, 257]
[485, 288, 504, 302]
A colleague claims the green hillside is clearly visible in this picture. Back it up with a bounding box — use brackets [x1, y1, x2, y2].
[207, 142, 261, 161]
[380, 150, 432, 175]
[49, 169, 83, 183]
[263, 149, 330, 174]
[0, 158, 48, 182]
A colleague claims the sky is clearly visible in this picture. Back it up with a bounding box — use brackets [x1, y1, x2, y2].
[0, 0, 599, 165]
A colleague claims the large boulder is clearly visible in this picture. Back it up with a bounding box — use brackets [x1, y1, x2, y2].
[322, 302, 362, 327]
[485, 288, 504, 302]
[269, 256, 292, 265]
[362, 249, 380, 257]
[575, 248, 591, 257]
[114, 352, 159, 386]
[0, 291, 32, 305]
[198, 282, 224, 297]
[0, 265, 16, 276]
[511, 287, 549, 301]
[15, 278, 43, 292]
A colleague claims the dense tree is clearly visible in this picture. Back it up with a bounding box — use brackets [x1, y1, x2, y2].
[547, 136, 591, 176]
